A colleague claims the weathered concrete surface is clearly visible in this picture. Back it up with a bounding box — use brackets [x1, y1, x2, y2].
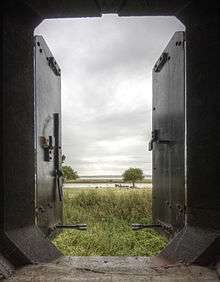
[3, 256, 220, 281]
[216, 261, 220, 277]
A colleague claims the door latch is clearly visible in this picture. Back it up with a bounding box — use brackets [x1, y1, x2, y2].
[55, 168, 63, 201]
[40, 136, 54, 161]
[148, 130, 158, 151]
[53, 113, 63, 201]
[56, 224, 87, 230]
[148, 130, 170, 151]
[132, 223, 162, 230]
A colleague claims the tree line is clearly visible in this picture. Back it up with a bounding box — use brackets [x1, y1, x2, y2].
[62, 165, 144, 188]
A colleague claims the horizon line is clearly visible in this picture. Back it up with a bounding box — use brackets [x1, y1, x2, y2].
[79, 174, 152, 177]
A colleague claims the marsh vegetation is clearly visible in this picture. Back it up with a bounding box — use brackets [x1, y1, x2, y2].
[53, 188, 167, 256]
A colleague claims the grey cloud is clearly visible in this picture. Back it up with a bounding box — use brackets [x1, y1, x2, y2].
[35, 15, 184, 175]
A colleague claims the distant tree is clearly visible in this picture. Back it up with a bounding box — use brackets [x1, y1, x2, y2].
[122, 168, 144, 188]
[62, 165, 78, 180]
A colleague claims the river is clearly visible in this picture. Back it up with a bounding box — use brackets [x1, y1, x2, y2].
[63, 182, 152, 189]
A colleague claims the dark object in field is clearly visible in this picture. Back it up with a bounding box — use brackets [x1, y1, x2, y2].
[115, 184, 130, 188]
[56, 224, 87, 230]
[132, 224, 161, 230]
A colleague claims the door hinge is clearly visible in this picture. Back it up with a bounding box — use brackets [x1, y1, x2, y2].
[148, 129, 171, 151]
[47, 56, 61, 76]
[153, 52, 170, 73]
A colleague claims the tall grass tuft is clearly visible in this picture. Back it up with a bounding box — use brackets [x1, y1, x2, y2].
[53, 188, 167, 256]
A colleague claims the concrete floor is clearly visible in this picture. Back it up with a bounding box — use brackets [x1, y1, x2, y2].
[3, 256, 220, 281]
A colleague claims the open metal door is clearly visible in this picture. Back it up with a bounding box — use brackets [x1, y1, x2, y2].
[150, 31, 185, 235]
[34, 35, 63, 237]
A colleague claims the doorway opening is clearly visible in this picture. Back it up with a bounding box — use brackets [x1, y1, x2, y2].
[34, 14, 185, 256]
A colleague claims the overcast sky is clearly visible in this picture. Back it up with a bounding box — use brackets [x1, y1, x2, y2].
[35, 15, 184, 176]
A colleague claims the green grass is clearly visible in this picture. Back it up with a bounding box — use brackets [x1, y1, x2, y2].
[53, 188, 167, 256]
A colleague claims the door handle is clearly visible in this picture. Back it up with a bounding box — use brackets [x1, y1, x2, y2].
[55, 168, 63, 201]
[54, 113, 63, 201]
[148, 130, 158, 151]
[148, 130, 170, 151]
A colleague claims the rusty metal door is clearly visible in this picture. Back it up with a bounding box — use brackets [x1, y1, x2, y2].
[34, 35, 63, 237]
[150, 31, 185, 235]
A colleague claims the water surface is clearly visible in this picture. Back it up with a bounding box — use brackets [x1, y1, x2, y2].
[64, 182, 152, 189]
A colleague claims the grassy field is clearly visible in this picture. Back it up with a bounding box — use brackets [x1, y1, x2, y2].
[53, 188, 167, 256]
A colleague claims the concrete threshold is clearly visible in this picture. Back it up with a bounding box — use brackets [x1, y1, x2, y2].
[3, 256, 220, 281]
